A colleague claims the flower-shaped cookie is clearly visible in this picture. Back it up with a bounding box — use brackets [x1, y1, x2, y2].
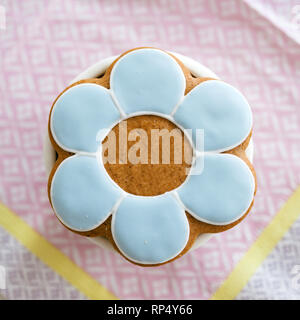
[48, 48, 256, 265]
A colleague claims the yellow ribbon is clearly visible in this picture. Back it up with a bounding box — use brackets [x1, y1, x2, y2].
[0, 202, 117, 300]
[212, 186, 300, 300]
[1, 185, 300, 300]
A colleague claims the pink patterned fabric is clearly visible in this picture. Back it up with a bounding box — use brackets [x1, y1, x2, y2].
[0, 0, 300, 299]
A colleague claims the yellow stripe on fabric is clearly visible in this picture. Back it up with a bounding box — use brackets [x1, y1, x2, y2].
[211, 186, 300, 300]
[0, 202, 117, 300]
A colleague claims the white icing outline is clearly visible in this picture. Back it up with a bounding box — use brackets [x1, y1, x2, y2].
[175, 79, 253, 154]
[109, 48, 186, 117]
[170, 94, 186, 117]
[108, 89, 126, 119]
[110, 192, 190, 265]
[50, 83, 123, 155]
[174, 153, 256, 226]
[50, 154, 125, 233]
[48, 48, 255, 263]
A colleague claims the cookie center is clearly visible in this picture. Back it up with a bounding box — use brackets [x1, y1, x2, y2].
[102, 115, 193, 196]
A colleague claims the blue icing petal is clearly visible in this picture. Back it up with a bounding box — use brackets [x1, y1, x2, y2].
[110, 49, 185, 115]
[51, 155, 122, 232]
[51, 83, 120, 153]
[174, 80, 252, 152]
[112, 194, 189, 264]
[177, 154, 255, 225]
